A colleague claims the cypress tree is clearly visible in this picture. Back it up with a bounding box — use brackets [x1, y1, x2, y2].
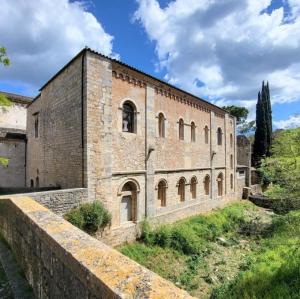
[265, 82, 272, 156]
[253, 89, 267, 165]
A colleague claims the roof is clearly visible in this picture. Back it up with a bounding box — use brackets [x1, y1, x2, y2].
[0, 128, 26, 140]
[0, 91, 32, 105]
[39, 47, 230, 115]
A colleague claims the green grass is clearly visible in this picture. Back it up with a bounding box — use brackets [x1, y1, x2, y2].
[211, 211, 300, 299]
[119, 202, 300, 298]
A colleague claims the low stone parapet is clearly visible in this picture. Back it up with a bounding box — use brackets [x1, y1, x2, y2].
[0, 196, 194, 299]
[15, 188, 88, 215]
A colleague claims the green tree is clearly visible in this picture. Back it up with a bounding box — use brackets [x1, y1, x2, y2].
[253, 91, 267, 165]
[0, 46, 11, 166]
[222, 105, 249, 125]
[223, 105, 255, 134]
[252, 81, 273, 165]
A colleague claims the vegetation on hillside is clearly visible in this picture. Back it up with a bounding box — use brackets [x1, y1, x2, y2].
[259, 127, 300, 202]
[64, 201, 111, 233]
[120, 202, 300, 298]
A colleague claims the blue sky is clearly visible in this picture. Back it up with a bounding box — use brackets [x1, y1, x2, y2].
[1, 0, 300, 129]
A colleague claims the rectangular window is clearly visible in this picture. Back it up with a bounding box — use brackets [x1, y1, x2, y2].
[239, 170, 245, 177]
[33, 112, 39, 138]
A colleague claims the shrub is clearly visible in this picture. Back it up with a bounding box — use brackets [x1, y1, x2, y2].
[65, 201, 111, 233]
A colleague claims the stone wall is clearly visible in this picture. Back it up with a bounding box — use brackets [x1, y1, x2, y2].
[0, 196, 194, 299]
[17, 188, 88, 215]
[26, 54, 84, 189]
[0, 138, 26, 187]
[0, 101, 28, 130]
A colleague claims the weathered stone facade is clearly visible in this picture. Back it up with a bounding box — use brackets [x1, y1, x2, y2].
[27, 48, 237, 243]
[0, 92, 32, 187]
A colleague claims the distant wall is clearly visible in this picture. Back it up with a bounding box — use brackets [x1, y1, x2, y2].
[18, 188, 88, 215]
[0, 139, 26, 188]
[0, 196, 193, 299]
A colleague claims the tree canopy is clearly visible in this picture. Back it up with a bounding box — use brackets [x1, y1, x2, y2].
[222, 105, 249, 125]
[252, 81, 272, 165]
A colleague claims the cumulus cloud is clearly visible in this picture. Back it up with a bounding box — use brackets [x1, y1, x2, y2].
[0, 0, 116, 94]
[134, 0, 300, 108]
[274, 114, 300, 129]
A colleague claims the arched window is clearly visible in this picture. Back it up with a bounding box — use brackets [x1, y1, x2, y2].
[217, 173, 224, 196]
[230, 174, 234, 189]
[120, 181, 137, 223]
[157, 180, 167, 207]
[179, 119, 184, 140]
[217, 128, 222, 145]
[191, 122, 196, 142]
[122, 101, 136, 133]
[230, 133, 233, 148]
[204, 126, 209, 144]
[178, 178, 186, 202]
[158, 113, 165, 138]
[204, 175, 210, 196]
[30, 179, 34, 188]
[230, 154, 233, 169]
[190, 177, 197, 199]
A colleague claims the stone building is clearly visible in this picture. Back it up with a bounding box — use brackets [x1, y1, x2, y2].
[26, 48, 237, 237]
[0, 91, 32, 188]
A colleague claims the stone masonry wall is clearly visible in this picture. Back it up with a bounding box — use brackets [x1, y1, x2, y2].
[0, 139, 26, 187]
[26, 55, 84, 189]
[16, 188, 88, 215]
[0, 196, 194, 299]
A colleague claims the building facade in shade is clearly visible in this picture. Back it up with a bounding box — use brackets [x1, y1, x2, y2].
[26, 48, 237, 233]
[0, 92, 32, 188]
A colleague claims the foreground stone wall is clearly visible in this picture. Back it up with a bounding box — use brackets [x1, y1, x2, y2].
[0, 196, 194, 299]
[18, 188, 88, 215]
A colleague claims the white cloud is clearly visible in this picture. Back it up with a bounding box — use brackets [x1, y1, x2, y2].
[274, 114, 300, 129]
[134, 0, 300, 109]
[0, 0, 116, 94]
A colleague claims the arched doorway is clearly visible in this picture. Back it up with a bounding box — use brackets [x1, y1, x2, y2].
[190, 176, 197, 199]
[119, 181, 138, 223]
[217, 173, 224, 196]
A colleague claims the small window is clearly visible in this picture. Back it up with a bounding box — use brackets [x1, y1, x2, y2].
[36, 176, 39, 188]
[158, 113, 165, 138]
[204, 126, 209, 144]
[190, 177, 197, 199]
[178, 178, 185, 202]
[230, 134, 233, 148]
[179, 119, 184, 140]
[122, 101, 136, 133]
[158, 180, 167, 207]
[217, 128, 222, 145]
[30, 179, 34, 188]
[204, 175, 210, 195]
[230, 174, 234, 189]
[33, 113, 39, 138]
[191, 122, 196, 142]
[230, 154, 233, 169]
[239, 170, 245, 177]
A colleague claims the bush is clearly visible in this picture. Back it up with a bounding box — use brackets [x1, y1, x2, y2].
[65, 201, 111, 233]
